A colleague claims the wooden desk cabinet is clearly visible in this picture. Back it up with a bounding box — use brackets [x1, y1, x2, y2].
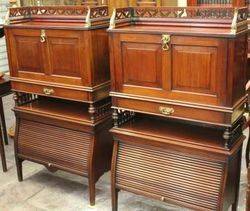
[108, 7, 248, 129]
[111, 115, 244, 211]
[4, 5, 113, 206]
[13, 95, 113, 206]
[5, 6, 110, 103]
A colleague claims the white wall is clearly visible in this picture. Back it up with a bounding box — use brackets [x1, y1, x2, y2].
[0, 1, 9, 73]
[178, 0, 187, 6]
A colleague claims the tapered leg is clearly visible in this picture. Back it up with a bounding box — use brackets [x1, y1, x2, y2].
[89, 179, 95, 206]
[111, 141, 119, 211]
[232, 149, 242, 211]
[16, 158, 23, 182]
[0, 131, 7, 172]
[232, 202, 237, 211]
[0, 98, 8, 145]
[112, 187, 119, 211]
[246, 126, 250, 168]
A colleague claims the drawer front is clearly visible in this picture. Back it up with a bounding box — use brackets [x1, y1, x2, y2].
[12, 81, 89, 102]
[17, 119, 92, 174]
[112, 34, 227, 107]
[116, 142, 225, 210]
[113, 97, 246, 126]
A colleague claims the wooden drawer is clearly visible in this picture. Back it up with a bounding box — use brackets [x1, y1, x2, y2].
[113, 96, 246, 127]
[18, 119, 91, 174]
[11, 80, 89, 102]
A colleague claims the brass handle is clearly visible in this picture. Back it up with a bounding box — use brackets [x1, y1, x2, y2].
[161, 34, 171, 51]
[43, 88, 54, 95]
[40, 30, 46, 43]
[48, 163, 52, 167]
[159, 106, 174, 116]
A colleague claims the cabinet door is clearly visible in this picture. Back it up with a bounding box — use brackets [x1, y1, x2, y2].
[113, 34, 227, 106]
[7, 29, 90, 87]
[7, 29, 46, 78]
[46, 30, 89, 86]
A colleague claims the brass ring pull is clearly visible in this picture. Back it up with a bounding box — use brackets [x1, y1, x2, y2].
[43, 88, 54, 95]
[40, 30, 46, 43]
[162, 34, 171, 51]
[159, 106, 174, 116]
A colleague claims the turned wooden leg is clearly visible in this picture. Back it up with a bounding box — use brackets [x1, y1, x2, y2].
[0, 98, 8, 145]
[16, 158, 23, 182]
[88, 179, 95, 206]
[0, 131, 7, 172]
[88, 103, 96, 122]
[112, 187, 119, 211]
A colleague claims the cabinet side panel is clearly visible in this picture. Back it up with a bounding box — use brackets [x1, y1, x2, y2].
[232, 35, 247, 105]
[92, 29, 110, 85]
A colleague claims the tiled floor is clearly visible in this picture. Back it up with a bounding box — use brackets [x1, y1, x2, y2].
[0, 94, 248, 211]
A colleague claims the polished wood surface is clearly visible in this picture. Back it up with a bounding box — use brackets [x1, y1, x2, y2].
[13, 96, 113, 206]
[110, 116, 244, 211]
[5, 6, 110, 103]
[108, 7, 248, 128]
[14, 96, 111, 124]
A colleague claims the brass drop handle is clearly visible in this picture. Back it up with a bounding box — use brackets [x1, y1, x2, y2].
[40, 29, 46, 43]
[43, 88, 54, 95]
[161, 34, 171, 51]
[159, 106, 174, 116]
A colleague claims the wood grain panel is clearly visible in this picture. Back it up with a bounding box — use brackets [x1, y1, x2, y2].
[172, 45, 217, 95]
[122, 42, 162, 88]
[48, 37, 81, 77]
[15, 35, 44, 73]
[116, 142, 224, 210]
[18, 119, 92, 173]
